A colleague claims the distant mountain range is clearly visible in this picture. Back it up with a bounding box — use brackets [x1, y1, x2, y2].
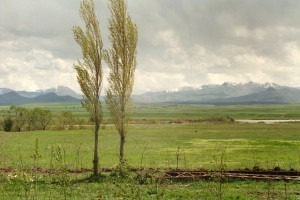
[1, 82, 300, 105]
[0, 86, 81, 105]
[0, 86, 82, 99]
[132, 82, 300, 105]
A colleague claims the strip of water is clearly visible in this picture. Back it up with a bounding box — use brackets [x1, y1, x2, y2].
[236, 119, 300, 124]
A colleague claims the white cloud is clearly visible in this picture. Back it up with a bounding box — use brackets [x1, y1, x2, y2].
[1, 0, 300, 93]
[207, 73, 248, 84]
[284, 42, 300, 65]
[234, 26, 265, 40]
[0, 40, 79, 92]
[134, 70, 187, 94]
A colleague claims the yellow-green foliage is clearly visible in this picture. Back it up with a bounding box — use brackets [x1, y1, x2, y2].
[73, 0, 104, 176]
[104, 0, 138, 163]
[73, 0, 103, 124]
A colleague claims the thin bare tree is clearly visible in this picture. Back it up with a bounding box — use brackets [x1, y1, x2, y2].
[104, 0, 138, 165]
[73, 0, 103, 176]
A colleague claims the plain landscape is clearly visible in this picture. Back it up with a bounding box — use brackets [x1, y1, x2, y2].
[2, 0, 300, 199]
[1, 100, 300, 199]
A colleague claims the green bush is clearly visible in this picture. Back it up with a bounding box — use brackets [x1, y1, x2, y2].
[3, 117, 13, 132]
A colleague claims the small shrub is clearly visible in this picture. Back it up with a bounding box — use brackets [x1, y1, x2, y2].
[3, 117, 13, 132]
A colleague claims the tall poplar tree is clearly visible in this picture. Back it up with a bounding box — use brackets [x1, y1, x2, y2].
[104, 0, 138, 164]
[73, 0, 103, 176]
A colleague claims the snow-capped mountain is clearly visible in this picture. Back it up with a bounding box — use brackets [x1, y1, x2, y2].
[1, 82, 299, 105]
[132, 82, 300, 104]
[202, 81, 279, 89]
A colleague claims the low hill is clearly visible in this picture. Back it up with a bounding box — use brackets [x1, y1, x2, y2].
[0, 92, 30, 105]
[31, 93, 81, 104]
[0, 88, 13, 95]
[0, 86, 82, 99]
[0, 92, 80, 105]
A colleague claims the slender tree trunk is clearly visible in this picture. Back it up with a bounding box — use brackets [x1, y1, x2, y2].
[119, 109, 125, 163]
[120, 133, 125, 163]
[93, 122, 100, 176]
[119, 114, 125, 177]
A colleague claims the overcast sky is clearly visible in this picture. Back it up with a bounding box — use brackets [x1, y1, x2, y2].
[1, 0, 300, 94]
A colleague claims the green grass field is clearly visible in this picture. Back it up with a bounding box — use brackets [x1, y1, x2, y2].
[1, 122, 300, 199]
[1, 103, 300, 199]
[3, 102, 300, 120]
[1, 123, 300, 170]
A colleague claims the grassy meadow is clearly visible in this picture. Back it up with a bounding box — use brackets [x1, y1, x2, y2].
[1, 103, 300, 199]
[1, 123, 300, 170]
[11, 102, 300, 120]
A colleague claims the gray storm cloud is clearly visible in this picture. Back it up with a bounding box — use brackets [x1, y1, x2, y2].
[0, 0, 300, 94]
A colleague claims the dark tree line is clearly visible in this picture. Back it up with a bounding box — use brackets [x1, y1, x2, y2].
[0, 106, 75, 132]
